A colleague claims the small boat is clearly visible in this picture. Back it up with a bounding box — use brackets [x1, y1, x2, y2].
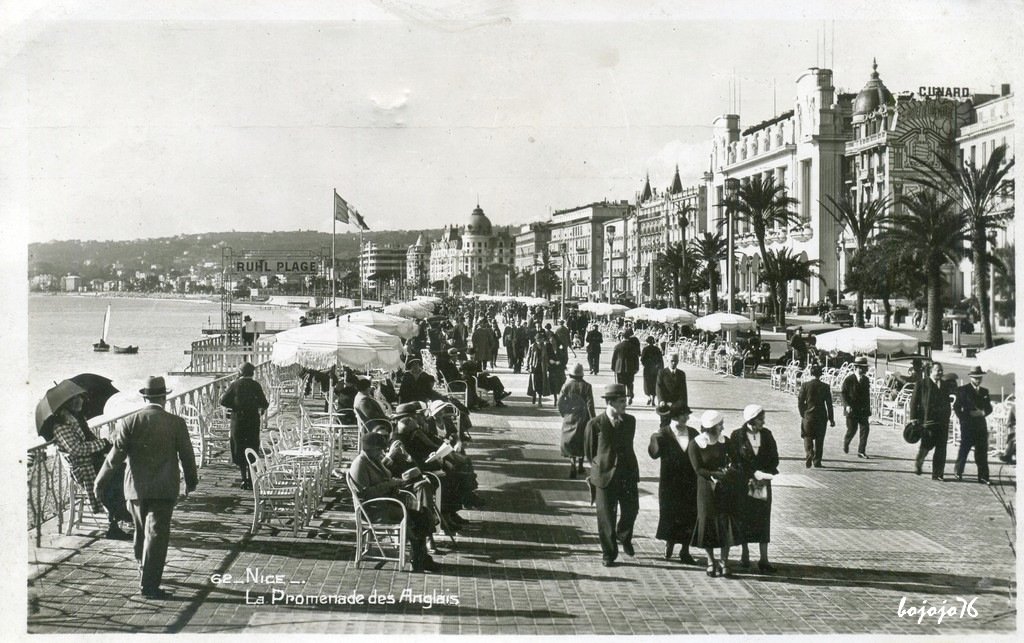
[112, 345, 139, 355]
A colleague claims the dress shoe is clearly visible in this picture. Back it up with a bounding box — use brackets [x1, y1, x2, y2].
[805, 460, 812, 469]
[914, 463, 923, 475]
[955, 473, 964, 482]
[105, 524, 132, 541]
[499, 391, 512, 400]
[979, 479, 992, 486]
[813, 461, 823, 468]
[602, 558, 616, 567]
[857, 452, 870, 459]
[622, 540, 635, 557]
[843, 442, 850, 454]
[738, 558, 751, 570]
[932, 475, 945, 482]
[569, 464, 577, 480]
[140, 588, 173, 600]
[679, 552, 698, 565]
[758, 561, 777, 573]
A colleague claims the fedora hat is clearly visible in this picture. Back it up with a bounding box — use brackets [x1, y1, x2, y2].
[656, 401, 674, 417]
[743, 404, 765, 423]
[699, 410, 724, 430]
[392, 402, 422, 419]
[601, 383, 628, 399]
[903, 421, 923, 444]
[139, 376, 171, 398]
[968, 366, 985, 377]
[570, 363, 585, 378]
[363, 431, 389, 450]
[853, 356, 869, 367]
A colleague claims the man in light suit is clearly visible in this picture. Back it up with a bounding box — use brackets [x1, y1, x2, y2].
[910, 363, 957, 481]
[584, 383, 639, 567]
[655, 353, 688, 427]
[95, 376, 199, 600]
[841, 355, 873, 458]
[797, 363, 835, 468]
[953, 366, 994, 485]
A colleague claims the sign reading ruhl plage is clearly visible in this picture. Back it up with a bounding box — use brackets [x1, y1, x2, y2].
[228, 254, 321, 275]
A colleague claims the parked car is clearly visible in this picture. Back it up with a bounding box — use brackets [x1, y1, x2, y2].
[824, 305, 854, 326]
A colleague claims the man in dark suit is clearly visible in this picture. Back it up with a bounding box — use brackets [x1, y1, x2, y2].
[502, 322, 516, 369]
[655, 353, 688, 427]
[584, 383, 640, 567]
[399, 359, 443, 404]
[585, 324, 604, 375]
[841, 355, 873, 458]
[610, 328, 641, 405]
[219, 361, 268, 490]
[94, 376, 199, 600]
[910, 362, 957, 480]
[353, 377, 389, 433]
[797, 363, 835, 468]
[953, 366, 994, 484]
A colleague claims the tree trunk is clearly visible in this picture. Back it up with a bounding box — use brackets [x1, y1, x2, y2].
[855, 290, 865, 328]
[776, 290, 786, 327]
[709, 274, 719, 313]
[973, 228, 994, 348]
[927, 266, 944, 349]
[881, 296, 892, 330]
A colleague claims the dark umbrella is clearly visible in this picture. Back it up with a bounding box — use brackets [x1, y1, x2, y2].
[35, 374, 119, 441]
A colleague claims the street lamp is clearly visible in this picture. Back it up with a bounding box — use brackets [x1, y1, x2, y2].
[606, 225, 616, 304]
[533, 253, 540, 297]
[677, 207, 690, 308]
[724, 178, 741, 313]
[559, 242, 568, 320]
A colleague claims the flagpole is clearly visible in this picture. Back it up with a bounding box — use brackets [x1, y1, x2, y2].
[332, 189, 337, 315]
[358, 227, 364, 308]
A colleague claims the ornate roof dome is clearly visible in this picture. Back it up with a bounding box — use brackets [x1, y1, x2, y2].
[853, 58, 894, 116]
[466, 204, 493, 236]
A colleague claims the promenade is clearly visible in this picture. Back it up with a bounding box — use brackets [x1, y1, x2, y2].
[27, 351, 1016, 635]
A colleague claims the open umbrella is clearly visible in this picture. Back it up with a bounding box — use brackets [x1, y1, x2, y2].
[69, 373, 120, 420]
[814, 326, 919, 354]
[383, 301, 432, 319]
[976, 342, 1016, 375]
[341, 310, 419, 339]
[271, 321, 405, 371]
[653, 308, 697, 325]
[35, 380, 87, 440]
[695, 312, 757, 333]
[624, 306, 659, 322]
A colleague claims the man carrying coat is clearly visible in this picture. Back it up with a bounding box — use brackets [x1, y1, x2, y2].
[94, 376, 199, 600]
[910, 362, 958, 480]
[797, 363, 835, 468]
[584, 383, 639, 567]
[953, 366, 994, 485]
[841, 356, 873, 458]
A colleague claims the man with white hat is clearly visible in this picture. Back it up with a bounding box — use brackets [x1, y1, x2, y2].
[841, 356, 873, 458]
[584, 383, 640, 566]
[953, 366, 994, 484]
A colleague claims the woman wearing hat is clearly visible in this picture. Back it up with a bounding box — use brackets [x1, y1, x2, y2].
[729, 404, 780, 572]
[526, 332, 553, 405]
[688, 410, 742, 577]
[220, 362, 269, 490]
[558, 364, 595, 479]
[648, 402, 699, 564]
[640, 336, 664, 406]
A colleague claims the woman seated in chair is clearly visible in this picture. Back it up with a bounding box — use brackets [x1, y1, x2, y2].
[349, 431, 439, 573]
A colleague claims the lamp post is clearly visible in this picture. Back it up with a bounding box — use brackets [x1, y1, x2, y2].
[533, 253, 539, 297]
[724, 178, 740, 313]
[747, 263, 754, 321]
[559, 242, 568, 320]
[606, 225, 616, 304]
[677, 207, 690, 309]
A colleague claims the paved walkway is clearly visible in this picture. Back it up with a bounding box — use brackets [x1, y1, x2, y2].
[28, 352, 1016, 635]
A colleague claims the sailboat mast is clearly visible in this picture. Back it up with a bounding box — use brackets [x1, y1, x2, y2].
[102, 305, 111, 341]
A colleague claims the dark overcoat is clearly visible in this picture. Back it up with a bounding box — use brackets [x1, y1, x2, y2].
[648, 425, 698, 542]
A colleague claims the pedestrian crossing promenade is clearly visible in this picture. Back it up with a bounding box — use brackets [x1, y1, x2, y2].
[27, 356, 1016, 635]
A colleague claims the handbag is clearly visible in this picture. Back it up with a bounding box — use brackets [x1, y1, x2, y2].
[747, 478, 768, 501]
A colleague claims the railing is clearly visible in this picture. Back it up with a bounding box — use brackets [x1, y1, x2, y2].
[181, 335, 275, 374]
[27, 361, 279, 546]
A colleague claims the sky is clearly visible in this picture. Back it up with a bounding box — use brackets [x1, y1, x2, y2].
[1, 0, 1022, 243]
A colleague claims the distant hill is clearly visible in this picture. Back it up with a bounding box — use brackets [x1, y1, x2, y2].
[28, 229, 443, 279]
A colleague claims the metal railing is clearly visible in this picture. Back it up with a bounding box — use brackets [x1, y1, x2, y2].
[181, 336, 275, 374]
[27, 361, 279, 546]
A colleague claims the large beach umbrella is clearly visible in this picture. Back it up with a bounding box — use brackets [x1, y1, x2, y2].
[653, 308, 697, 325]
[976, 342, 1016, 375]
[383, 301, 432, 319]
[695, 312, 757, 333]
[814, 326, 918, 354]
[340, 310, 419, 339]
[607, 304, 630, 317]
[271, 321, 405, 371]
[624, 306, 659, 322]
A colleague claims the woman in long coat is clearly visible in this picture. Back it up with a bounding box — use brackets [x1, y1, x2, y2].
[557, 364, 595, 478]
[526, 333, 552, 405]
[548, 335, 569, 404]
[640, 336, 664, 406]
[688, 410, 743, 578]
[220, 362, 269, 489]
[729, 404, 780, 572]
[648, 402, 698, 564]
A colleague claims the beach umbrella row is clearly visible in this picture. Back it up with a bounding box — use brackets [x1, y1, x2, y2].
[694, 312, 757, 333]
[271, 321, 405, 371]
[340, 310, 419, 340]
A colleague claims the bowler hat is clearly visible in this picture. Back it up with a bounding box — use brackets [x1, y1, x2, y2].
[392, 402, 421, 419]
[968, 366, 985, 377]
[853, 356, 869, 367]
[238, 362, 255, 377]
[601, 383, 628, 399]
[139, 376, 171, 398]
[570, 363, 585, 378]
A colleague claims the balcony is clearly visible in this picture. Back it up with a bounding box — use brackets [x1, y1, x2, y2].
[844, 130, 888, 155]
[789, 224, 813, 243]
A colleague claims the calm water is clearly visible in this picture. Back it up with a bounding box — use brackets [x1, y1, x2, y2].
[27, 295, 298, 438]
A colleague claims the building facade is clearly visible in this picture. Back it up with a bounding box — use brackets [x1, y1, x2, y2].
[542, 200, 632, 302]
[360, 241, 406, 290]
[426, 204, 515, 292]
[405, 233, 431, 292]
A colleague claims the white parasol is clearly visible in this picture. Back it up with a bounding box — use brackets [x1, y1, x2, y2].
[271, 321, 405, 371]
[383, 301, 433, 319]
[340, 310, 420, 339]
[976, 342, 1017, 375]
[653, 308, 697, 325]
[695, 312, 757, 333]
[624, 306, 659, 321]
[814, 326, 919, 354]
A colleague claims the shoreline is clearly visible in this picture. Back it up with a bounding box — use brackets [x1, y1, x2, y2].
[28, 291, 308, 310]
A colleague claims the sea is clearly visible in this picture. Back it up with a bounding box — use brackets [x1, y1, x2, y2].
[26, 294, 300, 442]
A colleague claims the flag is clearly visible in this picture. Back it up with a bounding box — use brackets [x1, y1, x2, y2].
[333, 190, 349, 224]
[351, 208, 370, 231]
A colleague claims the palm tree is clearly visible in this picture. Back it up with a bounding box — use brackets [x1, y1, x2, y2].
[910, 144, 1015, 347]
[844, 242, 928, 329]
[992, 243, 1015, 326]
[820, 194, 892, 327]
[720, 176, 800, 319]
[883, 190, 969, 349]
[760, 247, 821, 326]
[655, 242, 687, 307]
[689, 232, 727, 313]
